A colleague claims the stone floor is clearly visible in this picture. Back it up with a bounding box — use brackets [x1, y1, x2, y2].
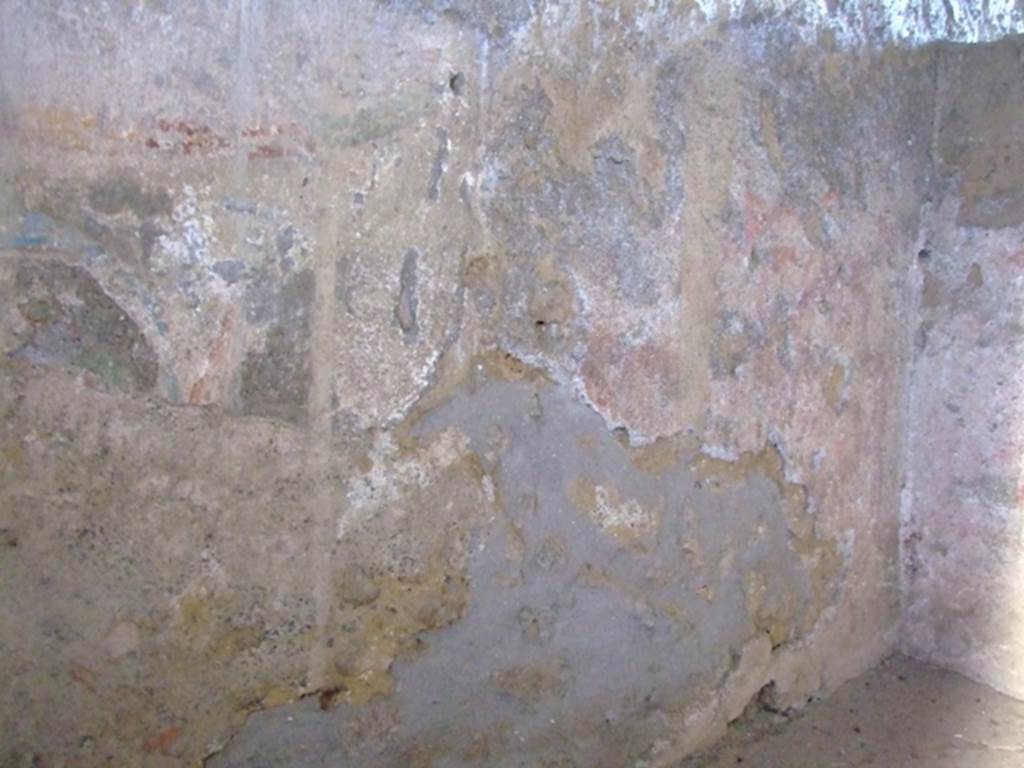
[680, 655, 1024, 767]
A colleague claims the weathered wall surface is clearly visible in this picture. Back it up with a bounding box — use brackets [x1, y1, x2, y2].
[901, 36, 1024, 700]
[0, 2, 1020, 767]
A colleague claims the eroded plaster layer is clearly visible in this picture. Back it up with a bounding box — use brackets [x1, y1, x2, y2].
[0, 2, 1021, 767]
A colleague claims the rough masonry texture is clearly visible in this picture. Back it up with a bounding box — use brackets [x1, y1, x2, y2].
[901, 37, 1024, 701]
[0, 2, 1021, 767]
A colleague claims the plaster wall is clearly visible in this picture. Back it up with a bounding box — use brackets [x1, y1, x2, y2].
[0, 3, 1021, 767]
[901, 36, 1024, 700]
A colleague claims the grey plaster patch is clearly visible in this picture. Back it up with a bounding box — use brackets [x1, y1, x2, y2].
[212, 377, 828, 766]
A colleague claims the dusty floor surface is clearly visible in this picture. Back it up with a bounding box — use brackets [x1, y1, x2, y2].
[680, 655, 1024, 768]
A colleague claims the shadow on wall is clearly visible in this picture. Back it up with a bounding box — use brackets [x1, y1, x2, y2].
[901, 34, 1024, 702]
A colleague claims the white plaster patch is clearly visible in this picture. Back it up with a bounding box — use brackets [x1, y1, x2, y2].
[588, 484, 658, 538]
[339, 427, 471, 540]
[670, 0, 1020, 47]
[514, 0, 1023, 53]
